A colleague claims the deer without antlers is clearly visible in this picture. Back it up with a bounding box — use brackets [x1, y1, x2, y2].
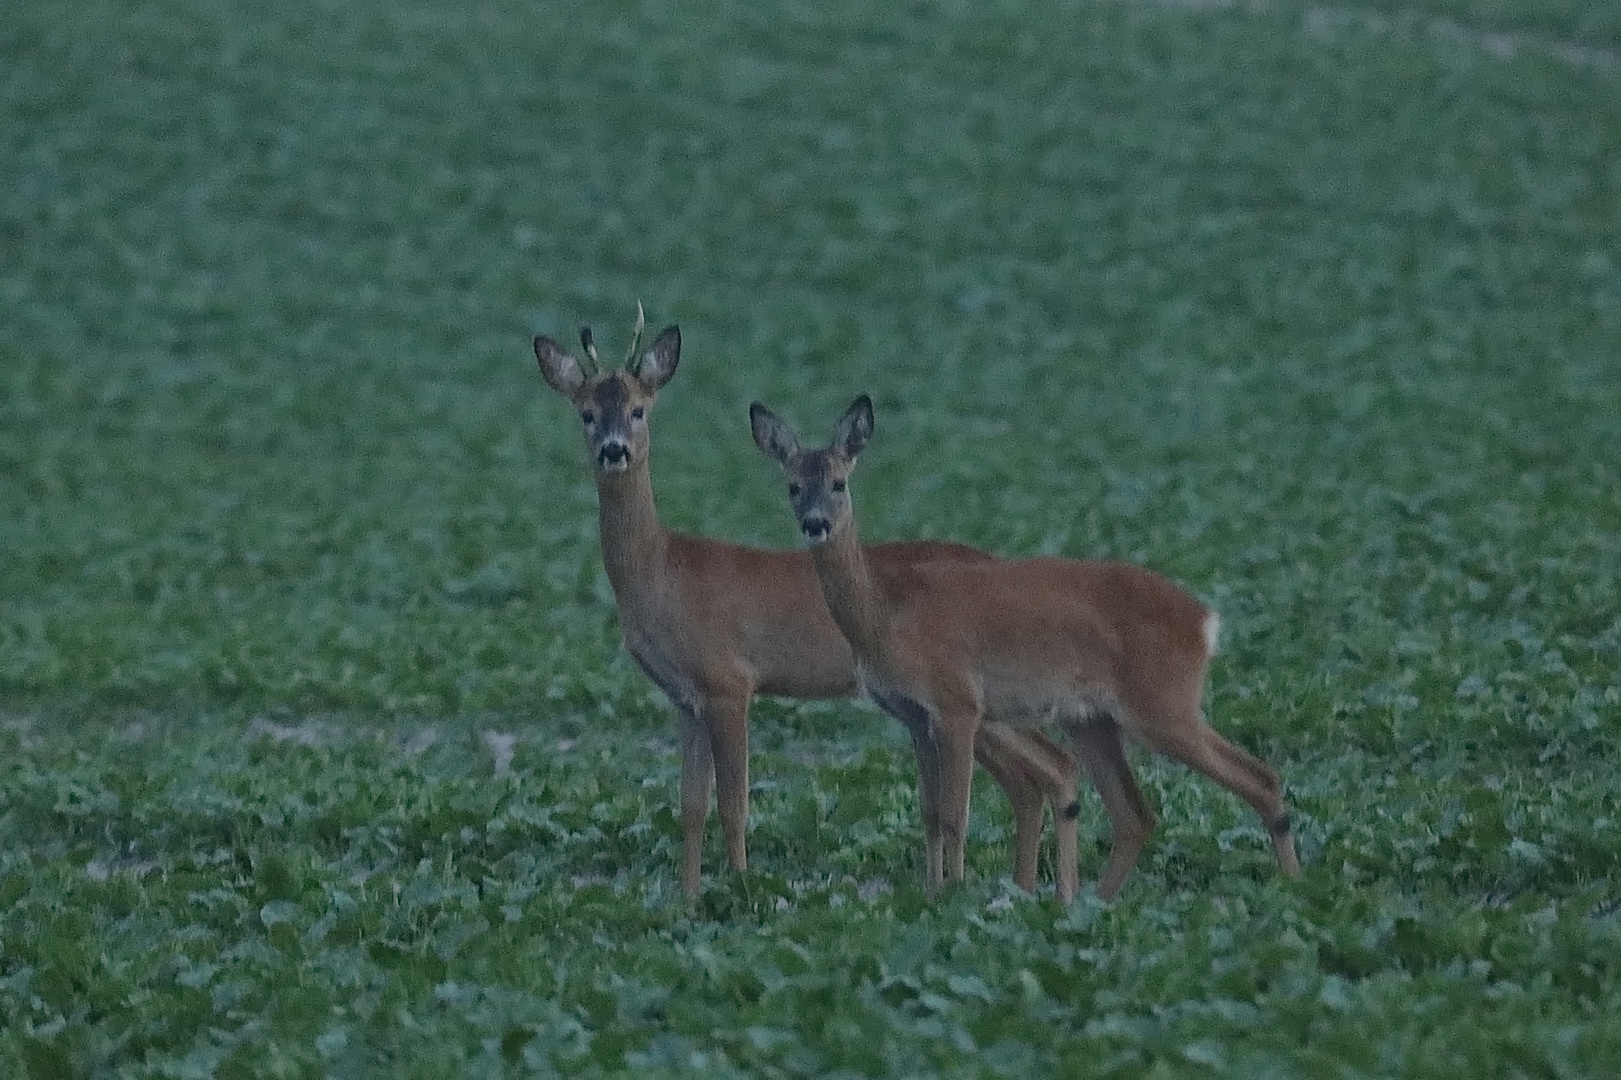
[533, 311, 1081, 900]
[751, 394, 1302, 900]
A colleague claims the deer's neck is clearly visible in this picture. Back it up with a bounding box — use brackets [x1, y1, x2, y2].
[595, 464, 670, 603]
[809, 517, 893, 667]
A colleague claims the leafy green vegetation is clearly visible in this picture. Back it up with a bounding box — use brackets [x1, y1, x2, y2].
[3, 0, 1619, 1075]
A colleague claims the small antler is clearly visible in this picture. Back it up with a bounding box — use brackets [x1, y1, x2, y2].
[624, 300, 647, 373]
[578, 326, 601, 374]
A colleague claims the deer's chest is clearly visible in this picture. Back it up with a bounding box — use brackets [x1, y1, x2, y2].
[621, 621, 699, 720]
[857, 665, 936, 740]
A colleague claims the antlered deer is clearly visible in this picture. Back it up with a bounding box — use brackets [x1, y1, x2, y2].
[751, 394, 1301, 899]
[533, 311, 1079, 900]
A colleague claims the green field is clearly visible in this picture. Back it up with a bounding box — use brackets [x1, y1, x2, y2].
[4, 0, 1621, 1075]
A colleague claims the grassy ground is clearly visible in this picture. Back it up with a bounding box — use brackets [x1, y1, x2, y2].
[3, 0, 1620, 1075]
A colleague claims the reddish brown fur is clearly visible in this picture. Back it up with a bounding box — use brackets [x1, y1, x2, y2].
[535, 328, 1080, 900]
[753, 396, 1301, 900]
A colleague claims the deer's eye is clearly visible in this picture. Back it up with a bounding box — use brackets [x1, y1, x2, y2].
[787, 483, 802, 498]
[581, 411, 595, 426]
[831, 480, 846, 493]
[631, 407, 644, 420]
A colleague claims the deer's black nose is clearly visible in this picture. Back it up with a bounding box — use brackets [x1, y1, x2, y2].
[801, 516, 831, 543]
[599, 442, 629, 466]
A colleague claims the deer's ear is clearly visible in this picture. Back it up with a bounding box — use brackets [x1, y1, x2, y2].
[634, 325, 680, 394]
[835, 394, 874, 461]
[534, 336, 586, 397]
[750, 402, 799, 465]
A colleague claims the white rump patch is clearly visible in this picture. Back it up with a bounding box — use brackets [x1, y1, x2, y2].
[1203, 611, 1221, 656]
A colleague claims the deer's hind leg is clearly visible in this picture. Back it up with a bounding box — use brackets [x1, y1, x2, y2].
[1025, 729, 1082, 904]
[973, 725, 1046, 894]
[978, 725, 1081, 902]
[1065, 714, 1156, 900]
[1141, 715, 1300, 878]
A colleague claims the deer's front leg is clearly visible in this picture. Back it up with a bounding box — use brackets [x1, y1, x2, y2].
[935, 708, 981, 885]
[902, 722, 943, 897]
[878, 689, 945, 896]
[677, 709, 715, 898]
[701, 684, 753, 875]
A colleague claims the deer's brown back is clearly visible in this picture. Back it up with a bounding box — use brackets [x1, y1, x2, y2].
[883, 557, 1214, 723]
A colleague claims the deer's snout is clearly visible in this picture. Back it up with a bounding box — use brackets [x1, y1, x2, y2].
[598, 441, 630, 470]
[800, 515, 832, 544]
